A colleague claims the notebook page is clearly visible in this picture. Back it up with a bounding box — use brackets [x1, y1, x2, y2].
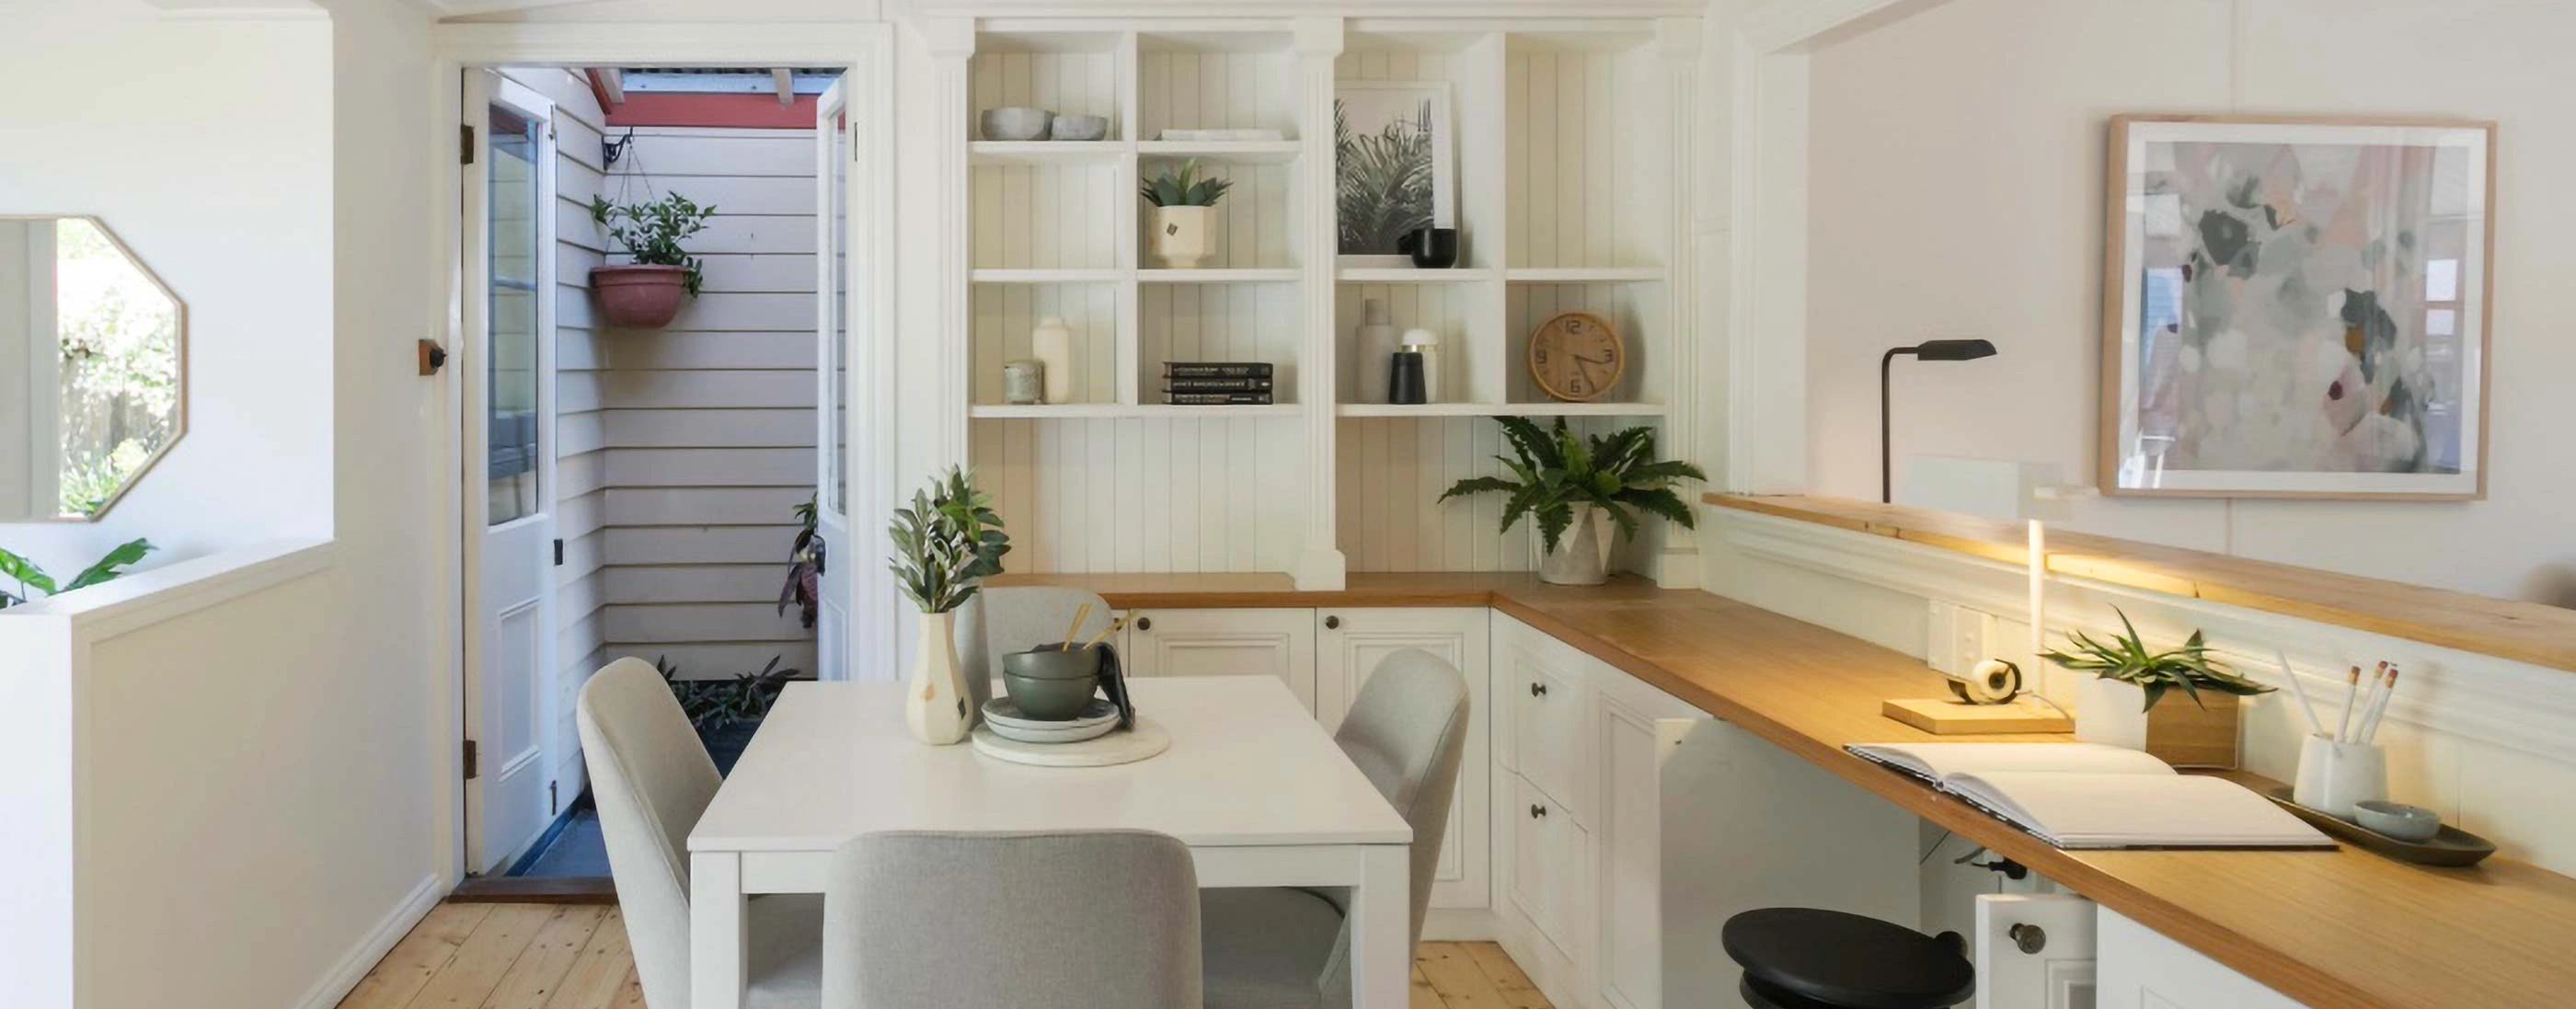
[1846, 741, 2179, 784]
[1945, 772, 2331, 849]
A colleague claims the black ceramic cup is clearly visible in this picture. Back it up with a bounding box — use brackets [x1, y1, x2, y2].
[1398, 227, 1461, 269]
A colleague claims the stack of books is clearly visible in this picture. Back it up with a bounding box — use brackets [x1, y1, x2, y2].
[1162, 362, 1275, 406]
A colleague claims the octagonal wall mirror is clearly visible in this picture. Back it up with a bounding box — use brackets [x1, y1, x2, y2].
[0, 216, 185, 522]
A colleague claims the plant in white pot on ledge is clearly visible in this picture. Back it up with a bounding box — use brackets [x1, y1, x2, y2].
[1140, 159, 1232, 269]
[2041, 609, 2272, 768]
[1438, 417, 1704, 585]
[888, 467, 1011, 744]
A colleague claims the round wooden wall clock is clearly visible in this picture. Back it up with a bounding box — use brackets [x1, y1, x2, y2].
[1526, 311, 1625, 402]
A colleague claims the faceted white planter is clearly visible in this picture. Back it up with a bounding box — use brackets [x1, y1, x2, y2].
[1536, 505, 1616, 586]
[1151, 205, 1216, 268]
[905, 610, 971, 745]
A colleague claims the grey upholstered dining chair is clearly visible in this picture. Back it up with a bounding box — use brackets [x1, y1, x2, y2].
[954, 585, 1117, 708]
[1199, 648, 1472, 1009]
[578, 657, 822, 1009]
[820, 830, 1204, 1009]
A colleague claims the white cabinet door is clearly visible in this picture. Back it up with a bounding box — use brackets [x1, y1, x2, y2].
[1510, 774, 1593, 970]
[1317, 607, 1489, 911]
[1124, 608, 1317, 712]
[1975, 894, 2097, 1009]
[2095, 909, 2303, 1009]
[1593, 681, 1704, 1009]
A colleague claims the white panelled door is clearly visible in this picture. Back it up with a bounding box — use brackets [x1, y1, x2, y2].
[811, 80, 855, 681]
[462, 69, 557, 873]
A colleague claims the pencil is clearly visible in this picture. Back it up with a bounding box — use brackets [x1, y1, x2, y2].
[2275, 649, 2326, 738]
[2335, 665, 2361, 743]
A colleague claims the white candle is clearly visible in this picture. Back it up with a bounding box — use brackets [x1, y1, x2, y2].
[2028, 519, 2046, 657]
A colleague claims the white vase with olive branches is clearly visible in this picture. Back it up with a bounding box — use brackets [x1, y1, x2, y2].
[888, 467, 1011, 745]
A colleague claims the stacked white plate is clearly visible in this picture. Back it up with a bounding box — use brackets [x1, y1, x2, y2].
[981, 697, 1120, 744]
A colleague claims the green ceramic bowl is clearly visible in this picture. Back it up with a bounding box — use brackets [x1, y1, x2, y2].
[1002, 671, 1102, 721]
[1001, 644, 1104, 681]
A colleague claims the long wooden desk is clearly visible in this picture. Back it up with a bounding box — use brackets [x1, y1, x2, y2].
[993, 570, 2576, 1008]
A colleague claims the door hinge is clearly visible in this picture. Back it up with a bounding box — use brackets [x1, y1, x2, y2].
[553, 538, 565, 566]
[462, 739, 479, 780]
[549, 780, 559, 816]
[460, 123, 476, 165]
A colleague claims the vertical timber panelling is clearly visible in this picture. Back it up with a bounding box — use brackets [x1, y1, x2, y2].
[1339, 417, 1540, 572]
[504, 67, 607, 798]
[970, 282, 1121, 406]
[1506, 41, 1662, 269]
[598, 125, 820, 679]
[971, 418, 1301, 574]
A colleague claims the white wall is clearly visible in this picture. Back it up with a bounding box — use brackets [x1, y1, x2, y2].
[0, 0, 335, 576]
[1801, 0, 2576, 605]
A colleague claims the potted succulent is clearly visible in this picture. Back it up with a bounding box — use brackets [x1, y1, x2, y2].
[887, 466, 1010, 744]
[588, 192, 716, 328]
[1438, 418, 1705, 585]
[2041, 609, 2273, 768]
[0, 538, 155, 610]
[1140, 159, 1233, 269]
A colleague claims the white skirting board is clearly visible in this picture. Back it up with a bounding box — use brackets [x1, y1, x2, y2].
[289, 872, 445, 1009]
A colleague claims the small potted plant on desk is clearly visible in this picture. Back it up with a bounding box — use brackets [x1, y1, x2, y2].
[2042, 609, 2273, 768]
[888, 466, 1010, 745]
[1141, 159, 1233, 269]
[1437, 417, 1705, 585]
[589, 192, 715, 328]
[0, 538, 155, 609]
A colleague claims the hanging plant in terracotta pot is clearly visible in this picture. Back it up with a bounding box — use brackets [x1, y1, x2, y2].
[589, 192, 715, 328]
[1437, 417, 1705, 585]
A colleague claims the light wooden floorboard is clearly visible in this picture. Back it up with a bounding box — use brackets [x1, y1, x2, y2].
[343, 902, 1551, 1009]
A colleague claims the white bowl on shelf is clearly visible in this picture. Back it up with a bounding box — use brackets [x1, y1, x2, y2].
[979, 107, 1052, 142]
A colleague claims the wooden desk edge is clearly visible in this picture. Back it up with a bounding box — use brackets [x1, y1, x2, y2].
[1005, 569, 2575, 1009]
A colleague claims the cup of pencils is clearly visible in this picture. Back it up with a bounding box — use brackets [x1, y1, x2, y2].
[2285, 658, 2399, 819]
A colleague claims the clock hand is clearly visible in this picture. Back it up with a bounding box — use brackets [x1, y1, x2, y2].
[1572, 353, 1612, 365]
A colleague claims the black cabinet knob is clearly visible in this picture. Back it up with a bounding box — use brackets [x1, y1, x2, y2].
[1530, 804, 1547, 819]
[1529, 682, 1547, 697]
[1324, 614, 1340, 630]
[1134, 616, 1152, 632]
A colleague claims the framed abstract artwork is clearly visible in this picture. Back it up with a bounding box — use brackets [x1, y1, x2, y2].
[2099, 115, 2495, 499]
[1334, 80, 1454, 268]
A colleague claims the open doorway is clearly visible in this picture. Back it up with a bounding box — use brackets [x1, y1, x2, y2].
[454, 62, 863, 888]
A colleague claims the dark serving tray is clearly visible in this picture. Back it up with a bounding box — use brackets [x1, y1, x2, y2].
[2261, 785, 2496, 867]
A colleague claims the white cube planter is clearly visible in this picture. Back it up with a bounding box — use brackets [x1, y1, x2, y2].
[1151, 205, 1217, 268]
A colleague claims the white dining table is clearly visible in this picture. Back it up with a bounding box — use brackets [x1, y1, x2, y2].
[686, 675, 1416, 1008]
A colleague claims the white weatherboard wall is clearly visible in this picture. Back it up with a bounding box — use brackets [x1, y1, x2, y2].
[0, 0, 334, 573]
[1803, 0, 2576, 606]
[503, 66, 611, 808]
[596, 126, 820, 678]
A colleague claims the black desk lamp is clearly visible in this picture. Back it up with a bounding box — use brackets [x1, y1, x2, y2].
[1880, 338, 1998, 503]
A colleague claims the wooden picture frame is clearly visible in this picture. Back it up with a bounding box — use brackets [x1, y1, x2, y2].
[2098, 114, 2497, 499]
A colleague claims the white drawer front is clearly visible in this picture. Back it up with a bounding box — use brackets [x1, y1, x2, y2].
[1124, 608, 1317, 712]
[1509, 645, 1588, 822]
[1510, 774, 1592, 968]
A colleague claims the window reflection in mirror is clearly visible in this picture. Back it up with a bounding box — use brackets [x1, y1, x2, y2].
[0, 217, 183, 521]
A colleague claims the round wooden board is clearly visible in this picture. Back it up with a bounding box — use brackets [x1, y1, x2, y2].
[970, 717, 1172, 767]
[1526, 310, 1625, 402]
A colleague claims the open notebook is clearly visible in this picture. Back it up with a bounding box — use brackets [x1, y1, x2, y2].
[1846, 742, 2332, 850]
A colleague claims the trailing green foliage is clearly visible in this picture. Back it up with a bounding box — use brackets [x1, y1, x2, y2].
[1437, 418, 1706, 555]
[589, 192, 717, 296]
[778, 494, 822, 629]
[1334, 100, 1434, 253]
[1139, 159, 1234, 208]
[2041, 608, 2275, 712]
[0, 538, 155, 610]
[887, 466, 1011, 613]
[657, 654, 806, 732]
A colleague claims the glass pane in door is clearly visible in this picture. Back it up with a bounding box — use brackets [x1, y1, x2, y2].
[828, 110, 851, 512]
[487, 103, 543, 525]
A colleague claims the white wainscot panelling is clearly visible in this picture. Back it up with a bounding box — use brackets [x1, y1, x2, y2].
[1139, 281, 1300, 398]
[971, 417, 1304, 575]
[1138, 42, 1296, 140]
[971, 161, 1121, 270]
[1503, 41, 1666, 270]
[972, 281, 1121, 407]
[1337, 417, 1537, 573]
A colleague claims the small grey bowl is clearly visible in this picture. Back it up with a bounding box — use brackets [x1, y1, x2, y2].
[1001, 644, 1103, 681]
[1049, 113, 1109, 142]
[979, 107, 1052, 142]
[1002, 671, 1100, 721]
[2353, 800, 2442, 842]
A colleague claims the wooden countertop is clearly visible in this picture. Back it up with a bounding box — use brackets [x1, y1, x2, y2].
[1001, 570, 2576, 1008]
[1706, 492, 2576, 675]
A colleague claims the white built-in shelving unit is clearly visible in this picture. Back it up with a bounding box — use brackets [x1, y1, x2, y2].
[940, 16, 1700, 587]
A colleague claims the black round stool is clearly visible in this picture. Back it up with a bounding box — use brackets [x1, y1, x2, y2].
[1720, 908, 1975, 1009]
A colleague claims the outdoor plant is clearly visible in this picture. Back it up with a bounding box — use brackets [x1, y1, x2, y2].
[2041, 608, 2275, 711]
[1334, 99, 1434, 252]
[655, 654, 806, 732]
[777, 494, 822, 630]
[1139, 159, 1234, 208]
[1437, 418, 1706, 554]
[887, 466, 1010, 614]
[0, 538, 155, 610]
[589, 192, 717, 295]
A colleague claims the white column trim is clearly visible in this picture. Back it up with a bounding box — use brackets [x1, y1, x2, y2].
[1653, 17, 1703, 589]
[1293, 15, 1349, 590]
[923, 17, 977, 476]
